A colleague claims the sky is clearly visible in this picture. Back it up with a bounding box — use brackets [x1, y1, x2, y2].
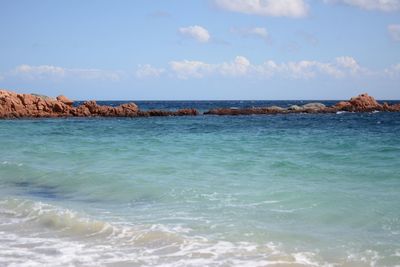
[0, 0, 399, 100]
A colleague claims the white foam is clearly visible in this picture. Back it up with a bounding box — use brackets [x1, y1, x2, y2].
[1, 160, 23, 166]
[0, 198, 390, 267]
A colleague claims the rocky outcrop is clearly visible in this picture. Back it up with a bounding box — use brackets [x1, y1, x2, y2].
[1, 90, 72, 118]
[205, 93, 400, 115]
[56, 95, 74, 106]
[0, 90, 197, 118]
[334, 93, 382, 112]
[288, 105, 302, 111]
[1, 90, 399, 119]
[302, 103, 326, 110]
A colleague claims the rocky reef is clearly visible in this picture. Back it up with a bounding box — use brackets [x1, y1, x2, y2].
[204, 93, 400, 115]
[1, 90, 399, 119]
[0, 90, 197, 118]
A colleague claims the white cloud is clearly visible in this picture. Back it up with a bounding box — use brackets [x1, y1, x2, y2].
[214, 0, 309, 18]
[231, 27, 269, 42]
[254, 60, 344, 79]
[15, 64, 66, 79]
[324, 0, 400, 11]
[136, 64, 165, 78]
[170, 56, 251, 79]
[335, 56, 361, 73]
[219, 56, 251, 76]
[385, 63, 400, 76]
[169, 56, 366, 80]
[388, 24, 400, 42]
[12, 64, 121, 81]
[179, 25, 211, 43]
[169, 60, 214, 79]
[254, 56, 365, 79]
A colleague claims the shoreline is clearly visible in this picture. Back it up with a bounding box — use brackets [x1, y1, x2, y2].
[1, 89, 400, 119]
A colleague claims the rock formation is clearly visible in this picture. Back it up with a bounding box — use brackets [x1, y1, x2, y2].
[56, 95, 74, 106]
[204, 93, 400, 115]
[0, 90, 197, 118]
[1, 90, 399, 119]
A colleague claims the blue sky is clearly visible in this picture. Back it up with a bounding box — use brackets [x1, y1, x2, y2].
[0, 0, 399, 100]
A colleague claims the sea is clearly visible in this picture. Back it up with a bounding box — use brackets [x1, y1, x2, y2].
[0, 100, 400, 267]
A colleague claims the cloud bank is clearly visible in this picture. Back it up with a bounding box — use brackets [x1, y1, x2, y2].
[1, 57, 398, 82]
[169, 56, 366, 79]
[214, 0, 309, 18]
[324, 0, 400, 11]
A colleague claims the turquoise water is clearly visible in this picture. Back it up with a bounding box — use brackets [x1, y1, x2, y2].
[1, 106, 400, 266]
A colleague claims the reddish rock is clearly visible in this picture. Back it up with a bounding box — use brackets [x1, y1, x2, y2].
[56, 95, 74, 106]
[349, 93, 381, 111]
[175, 108, 198, 116]
[204, 93, 398, 115]
[2, 89, 399, 119]
[389, 104, 400, 112]
[17, 94, 33, 106]
[52, 102, 65, 113]
[74, 105, 91, 117]
[335, 101, 353, 111]
[83, 101, 99, 114]
[120, 103, 139, 113]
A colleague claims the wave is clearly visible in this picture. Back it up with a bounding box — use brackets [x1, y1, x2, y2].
[0, 198, 345, 267]
[1, 198, 397, 266]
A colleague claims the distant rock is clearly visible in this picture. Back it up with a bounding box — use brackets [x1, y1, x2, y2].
[288, 105, 302, 111]
[56, 95, 74, 106]
[302, 103, 326, 110]
[2, 89, 400, 119]
[349, 93, 381, 111]
[335, 93, 386, 112]
[0, 89, 199, 119]
[204, 107, 289, 115]
[334, 101, 353, 111]
[204, 93, 400, 115]
[31, 93, 54, 100]
[268, 106, 285, 111]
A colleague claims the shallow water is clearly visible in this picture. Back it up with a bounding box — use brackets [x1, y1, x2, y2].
[1, 101, 400, 266]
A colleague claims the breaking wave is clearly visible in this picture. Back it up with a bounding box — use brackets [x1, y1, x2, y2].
[0, 198, 341, 267]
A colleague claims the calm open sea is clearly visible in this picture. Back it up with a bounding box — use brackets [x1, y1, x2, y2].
[1, 101, 400, 267]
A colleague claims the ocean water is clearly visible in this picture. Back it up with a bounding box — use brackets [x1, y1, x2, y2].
[0, 101, 400, 267]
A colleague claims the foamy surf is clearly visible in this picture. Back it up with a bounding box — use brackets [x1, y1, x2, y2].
[0, 198, 342, 267]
